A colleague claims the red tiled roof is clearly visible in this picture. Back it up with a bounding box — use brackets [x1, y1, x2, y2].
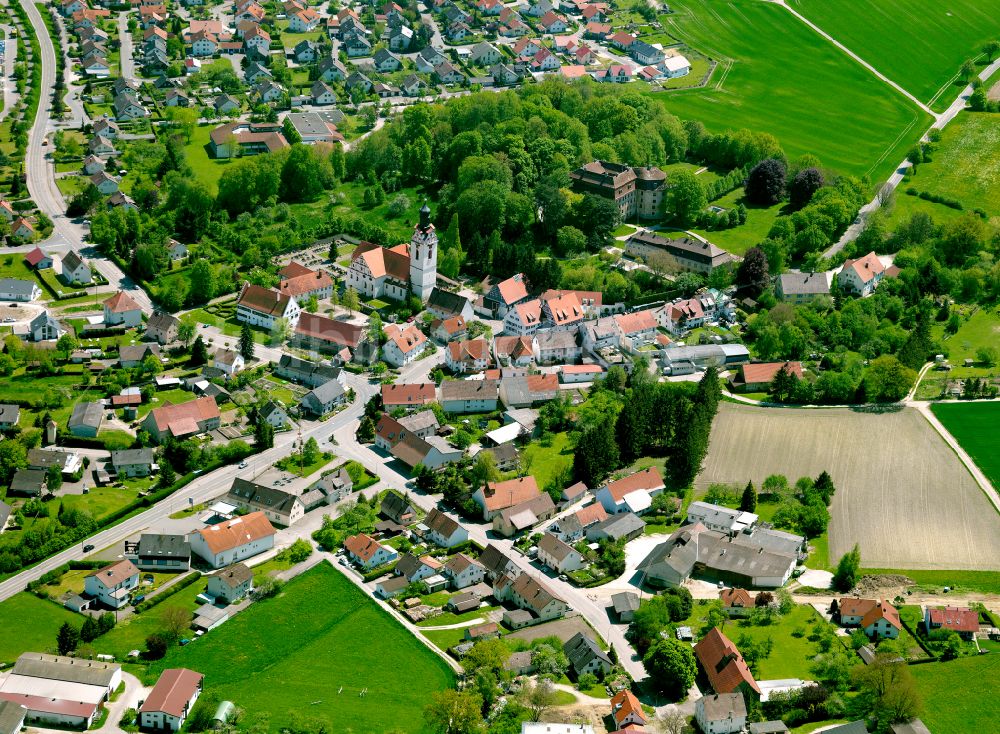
[720, 588, 753, 608]
[344, 532, 385, 562]
[526, 373, 558, 393]
[0, 693, 97, 719]
[381, 382, 436, 406]
[481, 476, 540, 511]
[87, 559, 138, 588]
[497, 274, 529, 305]
[615, 309, 657, 335]
[610, 689, 645, 726]
[513, 299, 542, 326]
[604, 467, 664, 502]
[278, 268, 333, 298]
[448, 338, 490, 364]
[294, 312, 363, 348]
[694, 627, 760, 695]
[842, 251, 886, 284]
[738, 361, 803, 385]
[838, 597, 878, 618]
[385, 323, 427, 355]
[238, 283, 293, 316]
[195, 512, 275, 555]
[351, 241, 410, 282]
[860, 600, 901, 630]
[927, 606, 979, 633]
[147, 396, 220, 433]
[104, 290, 141, 313]
[140, 669, 204, 718]
[494, 335, 534, 360]
[24, 247, 48, 266]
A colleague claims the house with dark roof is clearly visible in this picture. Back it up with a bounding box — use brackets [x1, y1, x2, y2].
[111, 448, 155, 477]
[68, 401, 104, 437]
[563, 632, 611, 677]
[380, 492, 417, 525]
[145, 313, 180, 344]
[439, 379, 500, 414]
[390, 432, 462, 470]
[275, 355, 342, 388]
[300, 379, 347, 417]
[124, 534, 190, 572]
[394, 553, 442, 583]
[423, 507, 469, 547]
[427, 287, 475, 320]
[442, 552, 485, 589]
[586, 512, 645, 543]
[206, 562, 253, 604]
[775, 271, 830, 303]
[225, 478, 305, 527]
[537, 532, 583, 573]
[9, 469, 46, 497]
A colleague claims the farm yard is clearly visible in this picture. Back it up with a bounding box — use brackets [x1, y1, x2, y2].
[931, 401, 1000, 489]
[793, 0, 1000, 110]
[698, 403, 1000, 571]
[911, 655, 1000, 734]
[152, 562, 454, 733]
[653, 0, 929, 182]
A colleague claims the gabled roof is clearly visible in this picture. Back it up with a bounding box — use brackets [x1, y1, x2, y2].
[147, 396, 220, 433]
[294, 312, 363, 348]
[603, 467, 664, 502]
[694, 627, 760, 695]
[448, 338, 490, 364]
[721, 588, 754, 608]
[615, 309, 657, 334]
[494, 273, 529, 305]
[238, 283, 293, 315]
[860, 600, 901, 630]
[575, 502, 608, 528]
[841, 251, 885, 284]
[610, 688, 645, 726]
[385, 322, 427, 355]
[381, 382, 436, 406]
[738, 361, 803, 385]
[538, 532, 576, 562]
[86, 559, 139, 588]
[193, 512, 276, 555]
[344, 532, 387, 562]
[926, 606, 978, 633]
[481, 476, 540, 511]
[140, 669, 204, 717]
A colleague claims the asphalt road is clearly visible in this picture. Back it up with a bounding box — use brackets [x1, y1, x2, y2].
[117, 12, 134, 80]
[0, 371, 371, 603]
[11, 0, 152, 315]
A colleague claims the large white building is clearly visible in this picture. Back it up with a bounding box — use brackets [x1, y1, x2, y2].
[345, 205, 438, 303]
[235, 283, 301, 331]
[83, 559, 140, 609]
[188, 512, 276, 568]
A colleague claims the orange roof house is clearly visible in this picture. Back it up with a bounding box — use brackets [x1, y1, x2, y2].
[694, 627, 760, 698]
[474, 476, 541, 519]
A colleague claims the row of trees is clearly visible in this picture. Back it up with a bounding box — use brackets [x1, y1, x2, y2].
[574, 366, 721, 489]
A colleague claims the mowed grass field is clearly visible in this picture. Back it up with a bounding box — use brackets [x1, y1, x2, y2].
[911, 655, 1000, 734]
[0, 594, 80, 664]
[931, 402, 1000, 490]
[653, 0, 929, 181]
[699, 403, 1000, 570]
[153, 562, 454, 733]
[793, 0, 1000, 109]
[900, 112, 1000, 216]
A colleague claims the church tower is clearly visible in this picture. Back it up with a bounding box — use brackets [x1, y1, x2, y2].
[409, 202, 437, 302]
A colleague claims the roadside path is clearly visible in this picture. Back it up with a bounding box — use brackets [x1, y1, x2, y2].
[117, 12, 134, 80]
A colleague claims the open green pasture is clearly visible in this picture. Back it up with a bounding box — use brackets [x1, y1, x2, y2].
[793, 0, 1000, 109]
[931, 401, 1000, 490]
[911, 654, 1000, 734]
[153, 562, 454, 733]
[652, 0, 929, 181]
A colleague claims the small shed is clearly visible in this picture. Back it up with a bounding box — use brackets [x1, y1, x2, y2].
[213, 701, 235, 727]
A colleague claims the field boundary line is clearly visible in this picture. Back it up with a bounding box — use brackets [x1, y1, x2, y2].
[913, 403, 1000, 516]
[764, 0, 934, 116]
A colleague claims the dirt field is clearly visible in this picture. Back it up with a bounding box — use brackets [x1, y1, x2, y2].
[698, 403, 1000, 571]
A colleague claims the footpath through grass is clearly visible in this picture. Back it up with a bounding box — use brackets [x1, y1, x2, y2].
[152, 562, 454, 733]
[794, 0, 1000, 109]
[654, 0, 929, 182]
[930, 401, 1000, 491]
[911, 654, 1000, 734]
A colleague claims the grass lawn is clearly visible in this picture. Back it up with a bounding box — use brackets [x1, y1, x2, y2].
[728, 603, 830, 679]
[153, 563, 454, 732]
[329, 182, 432, 243]
[420, 627, 469, 652]
[343, 460, 378, 490]
[691, 188, 785, 256]
[140, 388, 196, 418]
[61, 485, 143, 523]
[0, 594, 82, 664]
[911, 654, 1000, 734]
[793, 0, 1000, 110]
[931, 401, 1000, 490]
[275, 451, 334, 477]
[520, 432, 573, 490]
[0, 253, 38, 280]
[0, 372, 81, 405]
[652, 0, 930, 181]
[900, 112, 1000, 215]
[885, 187, 966, 229]
[263, 375, 298, 405]
[416, 605, 499, 627]
[98, 575, 207, 660]
[183, 124, 234, 194]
